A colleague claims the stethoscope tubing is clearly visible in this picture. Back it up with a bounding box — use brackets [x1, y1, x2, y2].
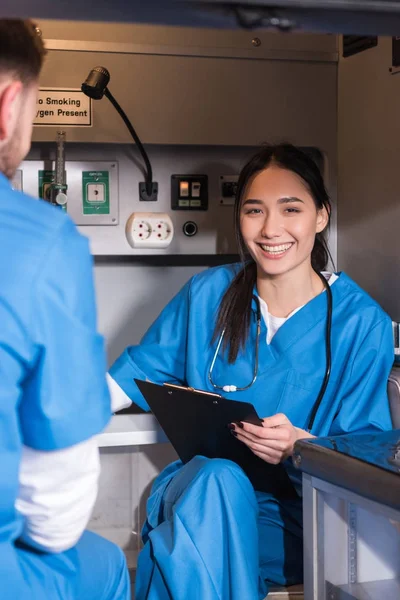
[208, 298, 261, 393]
[306, 272, 333, 431]
[208, 271, 333, 432]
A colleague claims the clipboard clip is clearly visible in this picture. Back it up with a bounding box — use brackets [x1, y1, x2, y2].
[163, 382, 222, 400]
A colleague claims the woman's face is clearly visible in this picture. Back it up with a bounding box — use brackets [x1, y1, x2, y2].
[240, 165, 328, 278]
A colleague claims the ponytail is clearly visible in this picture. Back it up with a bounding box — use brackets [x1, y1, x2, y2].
[212, 262, 257, 364]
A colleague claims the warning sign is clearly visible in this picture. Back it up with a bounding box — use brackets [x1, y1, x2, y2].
[34, 88, 92, 127]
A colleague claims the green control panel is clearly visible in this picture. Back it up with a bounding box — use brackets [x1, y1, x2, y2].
[82, 171, 110, 215]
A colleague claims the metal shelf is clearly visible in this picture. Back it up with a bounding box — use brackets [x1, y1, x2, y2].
[96, 414, 167, 447]
[327, 578, 400, 600]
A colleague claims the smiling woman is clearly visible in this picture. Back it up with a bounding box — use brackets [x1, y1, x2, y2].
[241, 176, 327, 263]
[241, 167, 328, 295]
[215, 144, 332, 363]
[108, 143, 393, 600]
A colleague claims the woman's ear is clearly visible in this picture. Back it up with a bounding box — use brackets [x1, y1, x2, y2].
[316, 205, 329, 234]
[0, 80, 23, 142]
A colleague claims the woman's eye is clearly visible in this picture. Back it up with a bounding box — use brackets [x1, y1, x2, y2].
[245, 208, 262, 215]
[285, 207, 300, 214]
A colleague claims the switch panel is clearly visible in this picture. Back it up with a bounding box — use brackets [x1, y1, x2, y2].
[171, 174, 208, 210]
[220, 175, 239, 206]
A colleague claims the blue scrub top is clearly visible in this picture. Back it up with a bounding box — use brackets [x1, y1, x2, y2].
[0, 174, 111, 592]
[111, 262, 393, 462]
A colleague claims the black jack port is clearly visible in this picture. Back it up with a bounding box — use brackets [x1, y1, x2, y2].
[182, 221, 198, 237]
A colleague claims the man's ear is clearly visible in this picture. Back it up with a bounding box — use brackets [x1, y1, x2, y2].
[0, 81, 23, 142]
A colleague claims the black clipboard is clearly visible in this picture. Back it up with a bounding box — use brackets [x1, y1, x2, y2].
[135, 379, 297, 499]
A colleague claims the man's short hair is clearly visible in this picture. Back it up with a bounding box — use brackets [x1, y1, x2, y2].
[0, 20, 46, 85]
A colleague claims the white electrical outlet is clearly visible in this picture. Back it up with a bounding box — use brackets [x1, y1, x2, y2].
[125, 212, 174, 249]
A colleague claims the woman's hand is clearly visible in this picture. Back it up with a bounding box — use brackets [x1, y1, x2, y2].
[230, 413, 314, 464]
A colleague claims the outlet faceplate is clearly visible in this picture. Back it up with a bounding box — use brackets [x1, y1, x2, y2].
[125, 212, 174, 249]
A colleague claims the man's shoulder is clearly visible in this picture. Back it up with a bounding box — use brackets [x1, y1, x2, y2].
[0, 187, 82, 253]
[2, 187, 72, 236]
[0, 187, 87, 300]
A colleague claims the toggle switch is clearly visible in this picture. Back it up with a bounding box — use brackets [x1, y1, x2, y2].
[191, 182, 201, 198]
[179, 181, 189, 198]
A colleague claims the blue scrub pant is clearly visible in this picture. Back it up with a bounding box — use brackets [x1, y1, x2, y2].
[13, 530, 130, 600]
[135, 456, 303, 600]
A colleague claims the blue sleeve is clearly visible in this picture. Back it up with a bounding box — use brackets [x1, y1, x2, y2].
[109, 279, 192, 411]
[20, 218, 111, 451]
[330, 316, 394, 436]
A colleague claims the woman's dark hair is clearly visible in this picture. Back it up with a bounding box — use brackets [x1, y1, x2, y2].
[213, 143, 332, 364]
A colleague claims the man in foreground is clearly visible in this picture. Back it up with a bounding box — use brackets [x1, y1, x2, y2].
[0, 19, 130, 600]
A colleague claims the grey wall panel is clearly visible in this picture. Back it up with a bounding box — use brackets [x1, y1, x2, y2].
[338, 36, 400, 319]
[24, 143, 256, 255]
[93, 264, 206, 366]
[32, 20, 337, 152]
[33, 51, 337, 147]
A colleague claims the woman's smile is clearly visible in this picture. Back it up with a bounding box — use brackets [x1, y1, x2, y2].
[257, 242, 294, 259]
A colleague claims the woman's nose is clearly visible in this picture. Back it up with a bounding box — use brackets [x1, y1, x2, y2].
[260, 212, 283, 238]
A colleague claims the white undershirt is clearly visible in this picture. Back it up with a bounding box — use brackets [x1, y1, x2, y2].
[258, 272, 338, 344]
[16, 438, 100, 553]
[16, 375, 130, 552]
[107, 371, 132, 413]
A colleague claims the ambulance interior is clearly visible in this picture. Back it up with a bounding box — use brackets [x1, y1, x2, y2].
[3, 1, 400, 598]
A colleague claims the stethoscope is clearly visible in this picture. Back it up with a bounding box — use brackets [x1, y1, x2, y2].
[208, 272, 333, 432]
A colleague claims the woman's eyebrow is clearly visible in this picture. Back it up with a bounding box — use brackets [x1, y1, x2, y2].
[277, 197, 305, 204]
[242, 198, 263, 206]
[242, 197, 305, 206]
